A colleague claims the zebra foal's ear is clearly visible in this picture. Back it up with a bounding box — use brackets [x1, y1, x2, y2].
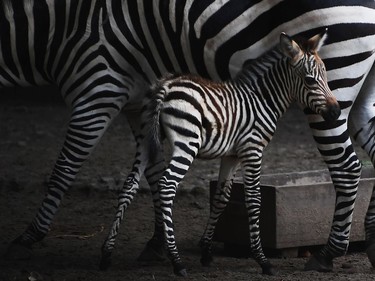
[307, 28, 328, 52]
[279, 32, 302, 62]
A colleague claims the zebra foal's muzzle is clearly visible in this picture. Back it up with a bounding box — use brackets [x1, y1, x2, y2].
[320, 96, 341, 123]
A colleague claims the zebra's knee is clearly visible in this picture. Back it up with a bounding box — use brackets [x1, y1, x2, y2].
[329, 153, 362, 188]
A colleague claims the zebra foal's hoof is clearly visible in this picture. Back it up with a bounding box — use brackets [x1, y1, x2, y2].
[4, 241, 33, 260]
[304, 254, 333, 272]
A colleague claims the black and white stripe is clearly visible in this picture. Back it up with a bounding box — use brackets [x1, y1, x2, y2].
[102, 32, 340, 275]
[2, 0, 375, 274]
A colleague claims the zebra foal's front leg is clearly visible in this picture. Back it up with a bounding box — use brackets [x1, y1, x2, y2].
[200, 156, 240, 267]
[241, 156, 276, 275]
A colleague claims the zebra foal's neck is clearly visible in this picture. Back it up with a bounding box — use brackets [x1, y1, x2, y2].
[230, 48, 292, 118]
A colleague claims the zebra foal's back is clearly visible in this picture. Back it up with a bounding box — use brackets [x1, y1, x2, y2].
[149, 74, 244, 158]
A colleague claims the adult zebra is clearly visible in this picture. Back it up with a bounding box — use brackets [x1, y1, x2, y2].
[2, 0, 375, 273]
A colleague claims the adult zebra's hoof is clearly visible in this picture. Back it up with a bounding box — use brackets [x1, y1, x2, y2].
[365, 242, 375, 268]
[304, 254, 333, 272]
[173, 262, 188, 277]
[4, 241, 33, 260]
[200, 245, 213, 267]
[200, 253, 213, 267]
[99, 251, 112, 270]
[137, 237, 165, 262]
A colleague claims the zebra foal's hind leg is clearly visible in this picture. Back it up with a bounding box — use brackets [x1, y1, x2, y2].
[200, 156, 240, 267]
[5, 101, 124, 260]
[348, 64, 375, 267]
[158, 143, 200, 277]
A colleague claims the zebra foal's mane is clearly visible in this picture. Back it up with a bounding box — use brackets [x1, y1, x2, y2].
[236, 34, 319, 86]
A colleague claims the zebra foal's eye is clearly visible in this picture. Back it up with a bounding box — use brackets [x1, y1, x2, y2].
[304, 76, 316, 86]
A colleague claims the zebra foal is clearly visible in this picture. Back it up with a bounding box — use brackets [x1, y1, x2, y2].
[102, 30, 340, 276]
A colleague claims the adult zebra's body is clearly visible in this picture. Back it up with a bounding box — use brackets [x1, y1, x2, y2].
[102, 31, 340, 276]
[1, 0, 375, 273]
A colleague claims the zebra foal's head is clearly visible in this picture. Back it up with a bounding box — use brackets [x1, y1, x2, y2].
[280, 29, 341, 123]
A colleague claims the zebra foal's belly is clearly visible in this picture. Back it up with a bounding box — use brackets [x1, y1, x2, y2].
[197, 141, 237, 159]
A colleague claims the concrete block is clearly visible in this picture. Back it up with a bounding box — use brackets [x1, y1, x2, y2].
[211, 166, 375, 249]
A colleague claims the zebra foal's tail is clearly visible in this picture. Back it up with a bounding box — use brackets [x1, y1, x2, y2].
[145, 73, 176, 158]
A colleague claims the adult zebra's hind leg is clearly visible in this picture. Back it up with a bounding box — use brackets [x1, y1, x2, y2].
[137, 156, 166, 262]
[100, 158, 166, 269]
[199, 156, 240, 267]
[99, 155, 167, 269]
[5, 102, 123, 260]
[100, 155, 148, 270]
[100, 110, 166, 269]
[348, 63, 375, 267]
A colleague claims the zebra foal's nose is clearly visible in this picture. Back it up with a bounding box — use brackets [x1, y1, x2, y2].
[321, 103, 341, 122]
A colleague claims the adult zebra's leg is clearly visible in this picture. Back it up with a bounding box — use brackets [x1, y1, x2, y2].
[100, 154, 148, 270]
[6, 100, 123, 259]
[100, 152, 166, 269]
[100, 109, 166, 268]
[100, 152, 167, 268]
[304, 113, 362, 271]
[200, 156, 240, 267]
[348, 63, 375, 267]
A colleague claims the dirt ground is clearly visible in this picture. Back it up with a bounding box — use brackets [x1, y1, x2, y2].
[0, 88, 374, 281]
